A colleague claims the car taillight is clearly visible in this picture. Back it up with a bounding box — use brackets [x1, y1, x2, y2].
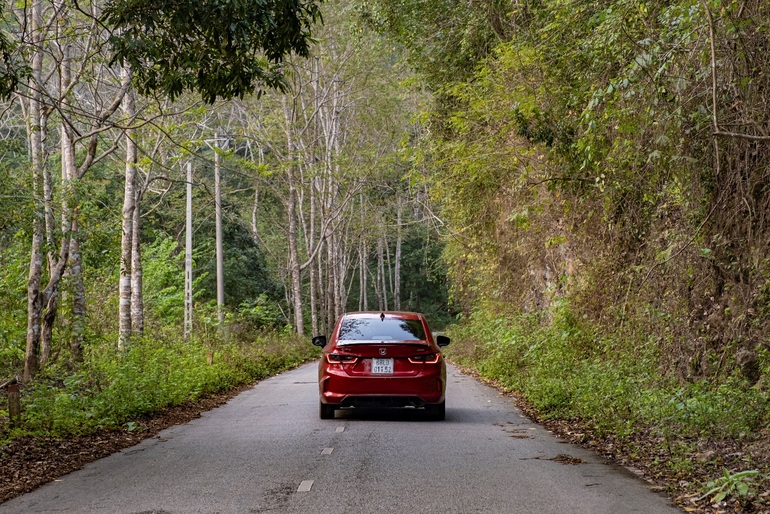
[326, 353, 358, 364]
[408, 353, 440, 364]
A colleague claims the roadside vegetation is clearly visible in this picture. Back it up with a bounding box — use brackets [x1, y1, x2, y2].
[447, 302, 769, 442]
[1, 334, 316, 444]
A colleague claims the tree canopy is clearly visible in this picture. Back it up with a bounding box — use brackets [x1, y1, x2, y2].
[103, 0, 324, 102]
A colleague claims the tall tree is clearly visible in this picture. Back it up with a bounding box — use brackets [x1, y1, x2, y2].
[22, 0, 46, 382]
[119, 67, 137, 349]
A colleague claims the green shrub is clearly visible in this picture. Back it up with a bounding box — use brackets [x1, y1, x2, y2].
[0, 236, 29, 375]
[10, 331, 318, 439]
[445, 301, 770, 441]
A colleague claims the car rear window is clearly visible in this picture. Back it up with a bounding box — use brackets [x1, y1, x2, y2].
[337, 317, 427, 342]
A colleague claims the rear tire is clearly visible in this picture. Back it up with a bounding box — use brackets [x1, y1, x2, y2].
[320, 402, 335, 419]
[425, 400, 445, 421]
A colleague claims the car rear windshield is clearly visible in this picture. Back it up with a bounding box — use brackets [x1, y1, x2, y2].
[337, 317, 427, 342]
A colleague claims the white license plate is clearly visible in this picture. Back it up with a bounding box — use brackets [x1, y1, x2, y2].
[372, 358, 394, 374]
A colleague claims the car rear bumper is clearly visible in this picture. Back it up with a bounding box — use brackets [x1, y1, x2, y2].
[319, 368, 446, 406]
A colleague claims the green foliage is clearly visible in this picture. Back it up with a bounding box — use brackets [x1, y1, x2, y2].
[141, 237, 188, 323]
[0, 236, 29, 374]
[699, 469, 762, 504]
[446, 303, 770, 440]
[234, 295, 286, 331]
[356, 0, 506, 88]
[103, 0, 323, 102]
[0, 8, 27, 99]
[9, 331, 317, 438]
[657, 378, 770, 439]
[193, 219, 280, 309]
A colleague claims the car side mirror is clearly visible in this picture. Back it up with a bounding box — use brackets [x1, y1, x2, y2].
[312, 335, 327, 348]
[437, 335, 450, 347]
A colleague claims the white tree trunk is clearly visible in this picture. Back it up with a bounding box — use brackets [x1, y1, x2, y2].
[130, 181, 144, 336]
[60, 21, 85, 361]
[23, 0, 46, 382]
[318, 244, 327, 334]
[283, 101, 305, 336]
[394, 201, 402, 310]
[69, 216, 86, 361]
[358, 241, 365, 311]
[376, 233, 386, 311]
[309, 177, 320, 336]
[288, 175, 304, 336]
[118, 68, 136, 349]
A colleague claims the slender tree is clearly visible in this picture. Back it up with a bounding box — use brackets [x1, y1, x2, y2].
[119, 67, 136, 349]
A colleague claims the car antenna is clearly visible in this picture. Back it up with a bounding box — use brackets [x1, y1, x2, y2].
[380, 312, 385, 321]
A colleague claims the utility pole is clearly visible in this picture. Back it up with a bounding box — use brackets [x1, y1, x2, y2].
[184, 161, 193, 340]
[214, 133, 225, 324]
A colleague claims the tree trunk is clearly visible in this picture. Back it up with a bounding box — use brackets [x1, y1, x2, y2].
[376, 233, 386, 311]
[325, 253, 334, 331]
[23, 0, 46, 383]
[318, 244, 327, 334]
[60, 28, 85, 361]
[69, 215, 86, 361]
[358, 241, 365, 311]
[119, 68, 136, 349]
[359, 193, 368, 311]
[250, 145, 264, 245]
[309, 178, 320, 336]
[394, 201, 402, 310]
[288, 176, 304, 336]
[283, 100, 305, 336]
[309, 261, 319, 336]
[131, 182, 144, 336]
[40, 292, 57, 366]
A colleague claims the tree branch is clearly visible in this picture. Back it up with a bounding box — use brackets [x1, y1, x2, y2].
[713, 130, 770, 142]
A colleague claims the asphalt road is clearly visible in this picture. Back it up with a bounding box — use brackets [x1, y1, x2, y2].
[0, 363, 682, 513]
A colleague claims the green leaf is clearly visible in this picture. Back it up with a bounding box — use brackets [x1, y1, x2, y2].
[713, 491, 728, 503]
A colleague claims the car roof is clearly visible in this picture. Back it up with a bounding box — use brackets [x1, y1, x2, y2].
[342, 311, 423, 321]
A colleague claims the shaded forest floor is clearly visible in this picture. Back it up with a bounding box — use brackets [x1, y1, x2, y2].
[2, 372, 769, 512]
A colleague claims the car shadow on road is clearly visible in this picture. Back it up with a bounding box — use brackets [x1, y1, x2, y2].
[331, 408, 440, 422]
[327, 406, 492, 424]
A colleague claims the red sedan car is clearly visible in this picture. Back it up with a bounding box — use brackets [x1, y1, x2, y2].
[312, 311, 450, 420]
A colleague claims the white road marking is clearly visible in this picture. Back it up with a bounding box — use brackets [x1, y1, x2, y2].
[321, 448, 334, 455]
[298, 480, 314, 492]
[335, 426, 345, 433]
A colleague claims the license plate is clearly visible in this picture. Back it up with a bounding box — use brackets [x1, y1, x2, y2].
[372, 358, 394, 374]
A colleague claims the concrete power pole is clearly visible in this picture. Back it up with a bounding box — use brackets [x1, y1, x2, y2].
[184, 160, 193, 340]
[215, 134, 225, 325]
